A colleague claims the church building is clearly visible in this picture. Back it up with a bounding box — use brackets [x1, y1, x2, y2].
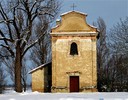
[29, 10, 99, 93]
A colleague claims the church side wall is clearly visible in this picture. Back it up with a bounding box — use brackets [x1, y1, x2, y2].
[51, 37, 57, 92]
[32, 69, 44, 92]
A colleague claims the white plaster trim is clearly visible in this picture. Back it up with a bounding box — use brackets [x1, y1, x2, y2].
[66, 71, 81, 76]
[51, 32, 97, 34]
[51, 32, 98, 36]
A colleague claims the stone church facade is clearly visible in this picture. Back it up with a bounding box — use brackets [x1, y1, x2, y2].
[29, 10, 99, 93]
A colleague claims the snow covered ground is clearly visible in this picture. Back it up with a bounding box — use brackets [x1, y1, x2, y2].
[0, 92, 128, 100]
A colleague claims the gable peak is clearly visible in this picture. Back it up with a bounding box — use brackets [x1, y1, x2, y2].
[61, 10, 87, 17]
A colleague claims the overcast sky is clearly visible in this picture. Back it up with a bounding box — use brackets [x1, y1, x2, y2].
[58, 0, 128, 30]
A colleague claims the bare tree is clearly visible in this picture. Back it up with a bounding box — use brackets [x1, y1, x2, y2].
[21, 57, 28, 92]
[0, 0, 60, 92]
[95, 17, 128, 92]
[0, 61, 7, 93]
[108, 17, 128, 91]
[30, 17, 51, 68]
[94, 17, 109, 91]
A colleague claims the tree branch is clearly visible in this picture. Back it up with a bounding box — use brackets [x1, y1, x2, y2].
[0, 3, 8, 20]
[0, 44, 14, 57]
[30, 0, 37, 13]
[12, 6, 21, 39]
[0, 53, 12, 58]
[0, 37, 14, 43]
[0, 3, 14, 40]
[22, 31, 46, 57]
[0, 29, 8, 45]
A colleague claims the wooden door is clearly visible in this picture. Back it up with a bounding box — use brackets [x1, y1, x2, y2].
[70, 76, 79, 92]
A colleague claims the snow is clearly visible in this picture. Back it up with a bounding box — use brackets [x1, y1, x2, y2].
[0, 92, 128, 100]
[29, 62, 51, 74]
[56, 19, 61, 21]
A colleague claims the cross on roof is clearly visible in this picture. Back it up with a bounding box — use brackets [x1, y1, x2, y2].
[71, 3, 77, 11]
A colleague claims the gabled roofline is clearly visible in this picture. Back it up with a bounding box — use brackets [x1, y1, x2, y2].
[61, 10, 87, 16]
[29, 61, 51, 74]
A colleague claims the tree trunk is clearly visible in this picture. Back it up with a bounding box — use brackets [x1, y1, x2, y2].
[22, 77, 26, 92]
[15, 41, 22, 92]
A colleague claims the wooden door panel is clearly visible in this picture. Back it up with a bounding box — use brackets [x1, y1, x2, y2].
[70, 76, 79, 92]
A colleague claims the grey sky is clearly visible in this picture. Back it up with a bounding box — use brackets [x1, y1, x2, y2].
[58, 0, 128, 30]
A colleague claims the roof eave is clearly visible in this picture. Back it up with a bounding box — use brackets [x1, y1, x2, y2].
[29, 61, 51, 74]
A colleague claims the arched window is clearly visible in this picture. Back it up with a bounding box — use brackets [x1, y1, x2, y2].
[70, 42, 78, 55]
